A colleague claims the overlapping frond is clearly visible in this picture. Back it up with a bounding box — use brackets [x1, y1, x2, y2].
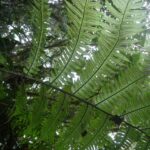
[24, 0, 49, 75]
[72, 0, 146, 97]
[93, 64, 146, 108]
[12, 86, 28, 127]
[109, 125, 150, 150]
[91, 64, 150, 128]
[50, 0, 100, 85]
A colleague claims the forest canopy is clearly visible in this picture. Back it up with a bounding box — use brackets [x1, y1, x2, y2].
[0, 0, 150, 149]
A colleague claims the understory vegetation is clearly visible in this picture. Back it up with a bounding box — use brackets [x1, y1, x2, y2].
[0, 0, 150, 149]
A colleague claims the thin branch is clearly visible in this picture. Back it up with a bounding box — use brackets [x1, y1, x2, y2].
[0, 102, 8, 106]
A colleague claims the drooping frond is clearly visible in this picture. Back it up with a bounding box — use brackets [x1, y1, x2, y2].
[92, 65, 150, 128]
[72, 0, 146, 97]
[56, 104, 92, 149]
[108, 125, 150, 150]
[24, 0, 49, 75]
[50, 0, 101, 84]
[93, 64, 146, 108]
[28, 87, 48, 132]
[40, 90, 69, 143]
[12, 85, 28, 126]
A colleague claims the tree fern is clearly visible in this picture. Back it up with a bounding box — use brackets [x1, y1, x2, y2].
[0, 0, 150, 149]
[72, 0, 147, 97]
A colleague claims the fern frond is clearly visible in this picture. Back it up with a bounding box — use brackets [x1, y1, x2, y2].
[12, 85, 28, 122]
[30, 87, 47, 129]
[94, 65, 145, 106]
[50, 0, 100, 84]
[24, 86, 48, 137]
[111, 125, 150, 150]
[89, 63, 150, 128]
[56, 105, 113, 150]
[72, 0, 146, 97]
[123, 91, 150, 128]
[24, 0, 49, 75]
[40, 91, 69, 144]
[56, 104, 91, 149]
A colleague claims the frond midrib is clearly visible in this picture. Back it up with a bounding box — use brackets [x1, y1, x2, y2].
[96, 75, 146, 106]
[121, 104, 150, 117]
[73, 0, 131, 94]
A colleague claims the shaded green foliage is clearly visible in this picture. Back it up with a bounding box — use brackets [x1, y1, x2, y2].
[0, 0, 150, 149]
